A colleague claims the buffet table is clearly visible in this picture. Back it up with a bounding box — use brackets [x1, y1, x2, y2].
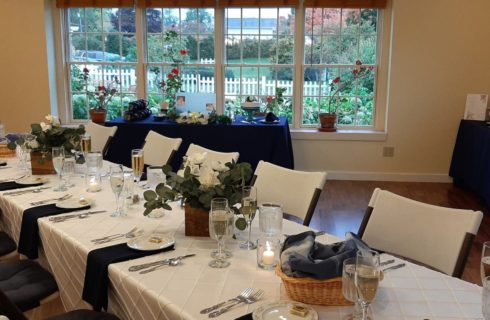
[105, 117, 294, 171]
[450, 120, 490, 206]
[0, 159, 484, 320]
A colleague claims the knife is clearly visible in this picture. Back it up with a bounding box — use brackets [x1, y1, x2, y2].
[4, 186, 51, 196]
[49, 210, 107, 222]
[383, 263, 406, 272]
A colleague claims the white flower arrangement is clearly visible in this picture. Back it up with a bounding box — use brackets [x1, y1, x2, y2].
[175, 112, 209, 124]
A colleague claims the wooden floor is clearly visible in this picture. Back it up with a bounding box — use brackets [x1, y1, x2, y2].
[309, 180, 489, 285]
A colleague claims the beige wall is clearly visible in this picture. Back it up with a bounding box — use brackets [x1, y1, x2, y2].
[294, 0, 490, 179]
[0, 0, 489, 179]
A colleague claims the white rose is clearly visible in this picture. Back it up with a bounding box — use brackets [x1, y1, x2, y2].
[211, 160, 228, 172]
[45, 115, 60, 126]
[28, 140, 39, 149]
[188, 152, 207, 165]
[177, 169, 185, 177]
[40, 122, 52, 132]
[198, 167, 220, 187]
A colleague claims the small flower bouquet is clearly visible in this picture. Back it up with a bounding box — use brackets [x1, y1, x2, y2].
[175, 112, 209, 125]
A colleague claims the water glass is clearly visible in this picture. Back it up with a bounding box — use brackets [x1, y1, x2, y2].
[258, 203, 283, 237]
[355, 250, 380, 320]
[52, 147, 67, 192]
[123, 170, 135, 210]
[483, 276, 490, 320]
[86, 173, 102, 193]
[482, 242, 490, 284]
[86, 152, 103, 174]
[62, 155, 76, 188]
[109, 166, 125, 217]
[74, 151, 86, 175]
[147, 166, 166, 190]
[239, 186, 257, 250]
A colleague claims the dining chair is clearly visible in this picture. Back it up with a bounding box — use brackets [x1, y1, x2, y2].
[84, 121, 118, 158]
[358, 188, 483, 278]
[142, 130, 182, 166]
[0, 260, 58, 313]
[251, 161, 327, 226]
[185, 143, 239, 165]
[0, 231, 16, 260]
[0, 288, 120, 320]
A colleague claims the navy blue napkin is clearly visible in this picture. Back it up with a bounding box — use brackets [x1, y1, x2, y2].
[0, 162, 6, 166]
[0, 181, 43, 191]
[83, 243, 175, 311]
[235, 313, 253, 320]
[18, 204, 90, 259]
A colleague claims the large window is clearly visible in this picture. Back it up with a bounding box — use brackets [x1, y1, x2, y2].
[64, 6, 381, 127]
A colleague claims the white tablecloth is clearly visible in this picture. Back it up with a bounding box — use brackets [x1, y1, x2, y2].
[0, 159, 484, 320]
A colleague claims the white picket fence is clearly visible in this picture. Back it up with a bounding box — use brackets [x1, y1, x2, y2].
[88, 67, 323, 96]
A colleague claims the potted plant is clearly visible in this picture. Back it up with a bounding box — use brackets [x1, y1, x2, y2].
[7, 115, 85, 174]
[319, 60, 373, 132]
[80, 67, 119, 124]
[264, 87, 287, 122]
[143, 153, 252, 237]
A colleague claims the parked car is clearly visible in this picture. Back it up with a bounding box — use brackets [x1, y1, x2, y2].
[73, 50, 125, 62]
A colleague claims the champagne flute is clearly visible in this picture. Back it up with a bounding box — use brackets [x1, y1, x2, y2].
[342, 257, 362, 320]
[81, 134, 91, 155]
[109, 165, 125, 217]
[239, 186, 257, 250]
[209, 198, 234, 268]
[355, 250, 380, 320]
[483, 276, 490, 319]
[481, 241, 490, 284]
[52, 147, 67, 192]
[131, 149, 144, 183]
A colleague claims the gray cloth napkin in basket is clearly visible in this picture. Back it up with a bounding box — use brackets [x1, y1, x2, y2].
[280, 231, 371, 279]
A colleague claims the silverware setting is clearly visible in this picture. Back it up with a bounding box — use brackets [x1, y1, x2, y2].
[0, 166, 12, 169]
[208, 289, 264, 318]
[380, 259, 395, 267]
[383, 263, 406, 272]
[30, 194, 72, 206]
[137, 254, 196, 274]
[200, 288, 253, 314]
[0, 174, 27, 183]
[91, 227, 143, 244]
[4, 186, 51, 196]
[283, 231, 325, 237]
[49, 210, 107, 223]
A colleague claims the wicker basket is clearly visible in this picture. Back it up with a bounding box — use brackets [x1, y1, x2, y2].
[275, 266, 353, 306]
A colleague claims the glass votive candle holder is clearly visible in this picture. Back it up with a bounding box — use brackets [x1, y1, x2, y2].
[257, 238, 280, 270]
[86, 173, 102, 193]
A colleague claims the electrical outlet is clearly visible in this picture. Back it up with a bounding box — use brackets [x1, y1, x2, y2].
[383, 146, 395, 157]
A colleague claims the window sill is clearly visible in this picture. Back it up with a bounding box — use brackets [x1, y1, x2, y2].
[290, 129, 387, 141]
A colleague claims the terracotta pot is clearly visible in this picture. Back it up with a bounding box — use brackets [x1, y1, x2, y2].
[89, 109, 107, 124]
[184, 204, 210, 237]
[30, 151, 56, 175]
[318, 113, 337, 132]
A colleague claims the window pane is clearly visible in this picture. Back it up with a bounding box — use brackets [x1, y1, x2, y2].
[278, 8, 293, 35]
[302, 97, 319, 125]
[277, 36, 294, 64]
[323, 9, 340, 34]
[102, 9, 118, 32]
[182, 9, 199, 33]
[85, 9, 102, 32]
[104, 35, 121, 61]
[162, 9, 179, 30]
[259, 36, 274, 64]
[342, 9, 360, 34]
[226, 36, 241, 63]
[242, 36, 259, 61]
[70, 34, 85, 61]
[68, 9, 84, 32]
[147, 34, 163, 62]
[225, 67, 241, 95]
[147, 8, 163, 33]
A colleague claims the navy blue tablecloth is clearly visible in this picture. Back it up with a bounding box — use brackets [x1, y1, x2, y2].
[105, 116, 294, 171]
[449, 120, 490, 205]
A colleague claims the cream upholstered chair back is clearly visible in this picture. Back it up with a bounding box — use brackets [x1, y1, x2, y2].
[84, 121, 118, 157]
[142, 130, 182, 166]
[185, 143, 239, 165]
[359, 188, 483, 277]
[252, 161, 327, 226]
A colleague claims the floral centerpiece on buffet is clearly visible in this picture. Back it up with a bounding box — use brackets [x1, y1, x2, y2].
[264, 87, 287, 122]
[143, 152, 252, 236]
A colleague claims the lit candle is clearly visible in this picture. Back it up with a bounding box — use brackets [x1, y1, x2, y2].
[87, 176, 101, 192]
[262, 242, 275, 265]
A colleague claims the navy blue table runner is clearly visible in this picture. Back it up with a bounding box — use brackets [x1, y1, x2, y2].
[105, 116, 294, 171]
[82, 243, 175, 311]
[0, 181, 43, 191]
[18, 204, 90, 259]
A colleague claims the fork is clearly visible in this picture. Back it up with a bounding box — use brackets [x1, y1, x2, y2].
[30, 194, 71, 206]
[0, 174, 27, 183]
[94, 229, 143, 244]
[200, 288, 253, 314]
[209, 289, 264, 318]
[91, 227, 138, 242]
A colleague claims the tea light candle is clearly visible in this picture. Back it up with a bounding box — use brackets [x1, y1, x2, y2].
[262, 248, 275, 265]
[86, 175, 101, 192]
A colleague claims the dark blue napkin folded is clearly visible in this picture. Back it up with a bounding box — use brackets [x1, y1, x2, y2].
[18, 204, 90, 259]
[0, 162, 6, 166]
[0, 181, 43, 191]
[83, 243, 175, 311]
[281, 231, 371, 279]
[235, 313, 253, 320]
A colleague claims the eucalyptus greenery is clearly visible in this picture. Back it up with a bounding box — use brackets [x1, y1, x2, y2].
[143, 160, 252, 216]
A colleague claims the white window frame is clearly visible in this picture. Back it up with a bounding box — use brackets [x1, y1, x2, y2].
[55, 4, 389, 135]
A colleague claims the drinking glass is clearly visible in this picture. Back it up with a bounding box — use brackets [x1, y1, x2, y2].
[209, 198, 234, 268]
[122, 170, 135, 213]
[147, 166, 166, 190]
[86, 152, 102, 175]
[481, 242, 490, 284]
[109, 166, 125, 217]
[342, 257, 362, 320]
[131, 149, 144, 183]
[81, 134, 91, 155]
[355, 250, 380, 320]
[483, 276, 490, 320]
[239, 186, 257, 250]
[258, 203, 283, 237]
[52, 147, 67, 192]
[62, 155, 76, 188]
